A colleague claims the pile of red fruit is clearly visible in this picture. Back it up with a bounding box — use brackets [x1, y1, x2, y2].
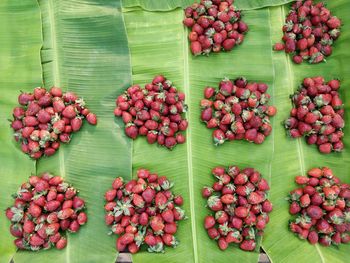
[104, 169, 186, 254]
[200, 77, 277, 145]
[288, 167, 350, 246]
[5, 172, 87, 251]
[114, 75, 188, 149]
[274, 0, 341, 64]
[183, 0, 248, 56]
[284, 76, 344, 154]
[10, 87, 97, 159]
[202, 165, 273, 251]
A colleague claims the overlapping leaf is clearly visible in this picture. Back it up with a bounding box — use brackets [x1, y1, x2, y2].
[122, 1, 350, 262]
[0, 1, 42, 262]
[122, 0, 294, 11]
[0, 0, 349, 262]
[123, 6, 274, 263]
[1, 0, 133, 262]
[264, 2, 350, 262]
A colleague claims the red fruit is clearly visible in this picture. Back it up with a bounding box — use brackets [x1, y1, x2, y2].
[128, 242, 139, 254]
[86, 113, 97, 125]
[240, 239, 256, 251]
[30, 234, 45, 246]
[248, 191, 265, 205]
[207, 195, 223, 211]
[191, 41, 202, 56]
[257, 178, 270, 191]
[202, 186, 213, 198]
[71, 196, 83, 210]
[308, 168, 322, 178]
[300, 194, 311, 207]
[58, 208, 74, 220]
[137, 212, 148, 226]
[150, 216, 165, 233]
[235, 206, 248, 218]
[212, 129, 225, 145]
[116, 237, 126, 252]
[183, 17, 195, 27]
[273, 43, 284, 51]
[50, 87, 62, 97]
[319, 143, 332, 154]
[206, 227, 219, 240]
[218, 237, 228, 250]
[23, 220, 35, 234]
[293, 55, 303, 64]
[23, 116, 39, 127]
[295, 176, 309, 185]
[221, 194, 235, 204]
[70, 118, 82, 132]
[18, 92, 34, 105]
[165, 137, 177, 149]
[306, 205, 323, 219]
[104, 189, 117, 202]
[125, 124, 138, 139]
[204, 215, 216, 229]
[53, 237, 66, 250]
[285, 39, 296, 53]
[132, 194, 144, 208]
[45, 200, 61, 212]
[77, 212, 88, 225]
[162, 233, 177, 247]
[222, 39, 235, 51]
[112, 177, 124, 190]
[327, 17, 341, 29]
[10, 224, 23, 238]
[289, 202, 301, 215]
[342, 233, 350, 243]
[28, 203, 42, 218]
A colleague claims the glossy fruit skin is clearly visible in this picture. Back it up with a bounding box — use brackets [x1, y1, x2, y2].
[105, 168, 185, 254]
[275, 0, 341, 64]
[203, 165, 272, 252]
[5, 172, 87, 251]
[115, 76, 188, 149]
[288, 167, 350, 247]
[201, 77, 276, 145]
[284, 77, 344, 154]
[183, 0, 248, 56]
[11, 87, 97, 159]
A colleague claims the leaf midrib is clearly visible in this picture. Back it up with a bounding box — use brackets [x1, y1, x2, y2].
[182, 21, 198, 263]
[35, 0, 70, 262]
[43, 1, 70, 261]
[47, 0, 60, 87]
[280, 5, 324, 263]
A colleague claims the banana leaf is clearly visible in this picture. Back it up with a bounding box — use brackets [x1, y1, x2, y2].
[123, 5, 273, 263]
[0, 1, 42, 262]
[122, 0, 294, 11]
[1, 0, 133, 262]
[123, 0, 350, 262]
[1, 0, 349, 262]
[264, 2, 350, 262]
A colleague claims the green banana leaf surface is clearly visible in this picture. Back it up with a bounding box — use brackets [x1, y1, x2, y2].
[0, 0, 349, 263]
[121, 0, 294, 11]
[0, 1, 42, 262]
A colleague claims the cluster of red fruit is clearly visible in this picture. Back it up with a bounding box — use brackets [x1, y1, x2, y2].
[288, 167, 350, 246]
[114, 75, 188, 149]
[104, 169, 186, 254]
[5, 172, 87, 251]
[11, 87, 97, 159]
[284, 77, 344, 154]
[202, 165, 272, 251]
[274, 0, 341, 64]
[183, 0, 248, 56]
[201, 77, 277, 145]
